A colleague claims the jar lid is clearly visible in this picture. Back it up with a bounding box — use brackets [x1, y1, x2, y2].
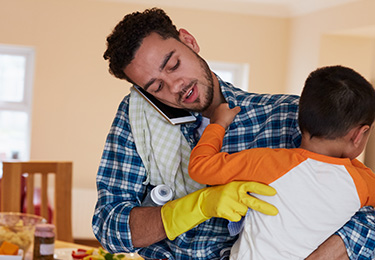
[35, 223, 55, 231]
[151, 184, 173, 205]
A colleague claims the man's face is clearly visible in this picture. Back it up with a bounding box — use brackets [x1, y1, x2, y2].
[124, 32, 214, 112]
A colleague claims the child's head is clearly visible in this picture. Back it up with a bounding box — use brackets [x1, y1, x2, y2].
[299, 65, 375, 141]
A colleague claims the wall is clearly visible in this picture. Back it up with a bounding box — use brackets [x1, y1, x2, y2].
[0, 0, 289, 238]
[286, 0, 375, 94]
[319, 35, 375, 77]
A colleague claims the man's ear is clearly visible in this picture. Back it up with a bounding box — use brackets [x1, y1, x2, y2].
[351, 125, 370, 147]
[179, 28, 200, 53]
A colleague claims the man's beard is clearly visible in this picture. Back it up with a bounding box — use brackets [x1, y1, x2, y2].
[186, 53, 214, 113]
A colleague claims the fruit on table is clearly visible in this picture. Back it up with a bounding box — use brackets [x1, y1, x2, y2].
[0, 241, 20, 255]
[71, 248, 91, 259]
[72, 247, 126, 260]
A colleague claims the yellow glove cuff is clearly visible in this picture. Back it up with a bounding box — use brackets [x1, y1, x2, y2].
[161, 188, 209, 240]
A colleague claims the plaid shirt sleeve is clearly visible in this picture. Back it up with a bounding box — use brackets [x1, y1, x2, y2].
[336, 206, 375, 260]
[92, 95, 148, 253]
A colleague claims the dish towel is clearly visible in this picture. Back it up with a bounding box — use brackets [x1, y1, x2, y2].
[129, 87, 205, 199]
[227, 209, 251, 236]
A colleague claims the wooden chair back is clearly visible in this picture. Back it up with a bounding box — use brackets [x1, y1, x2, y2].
[1, 161, 73, 242]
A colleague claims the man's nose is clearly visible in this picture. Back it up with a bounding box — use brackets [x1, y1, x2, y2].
[167, 77, 185, 94]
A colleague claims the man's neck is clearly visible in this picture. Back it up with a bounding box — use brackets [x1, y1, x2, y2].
[202, 72, 226, 118]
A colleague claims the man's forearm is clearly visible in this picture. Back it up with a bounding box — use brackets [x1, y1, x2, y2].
[129, 206, 167, 247]
[306, 235, 349, 260]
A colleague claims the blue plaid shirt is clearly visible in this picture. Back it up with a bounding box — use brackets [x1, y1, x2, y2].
[92, 78, 375, 260]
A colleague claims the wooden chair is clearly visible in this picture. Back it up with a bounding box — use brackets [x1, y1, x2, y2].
[0, 161, 73, 242]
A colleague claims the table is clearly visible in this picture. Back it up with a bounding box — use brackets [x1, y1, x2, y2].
[24, 240, 91, 259]
[25, 240, 144, 259]
[55, 240, 94, 250]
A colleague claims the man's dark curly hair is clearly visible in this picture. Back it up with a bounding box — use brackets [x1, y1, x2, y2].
[103, 8, 180, 82]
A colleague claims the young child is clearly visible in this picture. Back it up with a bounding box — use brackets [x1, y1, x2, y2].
[188, 65, 375, 260]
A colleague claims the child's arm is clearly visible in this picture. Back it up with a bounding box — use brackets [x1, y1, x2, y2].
[189, 103, 253, 185]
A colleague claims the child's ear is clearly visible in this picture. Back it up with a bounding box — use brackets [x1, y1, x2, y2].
[178, 28, 200, 53]
[351, 125, 370, 148]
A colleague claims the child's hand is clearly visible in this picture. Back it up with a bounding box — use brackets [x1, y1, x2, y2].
[210, 103, 241, 129]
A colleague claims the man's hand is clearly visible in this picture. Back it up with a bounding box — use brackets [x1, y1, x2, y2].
[210, 103, 241, 129]
[161, 181, 278, 240]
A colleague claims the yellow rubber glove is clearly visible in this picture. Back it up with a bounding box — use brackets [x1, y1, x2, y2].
[161, 181, 278, 240]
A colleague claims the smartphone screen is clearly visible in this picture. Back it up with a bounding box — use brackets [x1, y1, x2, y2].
[132, 86, 196, 125]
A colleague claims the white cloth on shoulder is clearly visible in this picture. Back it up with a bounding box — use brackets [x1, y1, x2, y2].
[129, 87, 205, 199]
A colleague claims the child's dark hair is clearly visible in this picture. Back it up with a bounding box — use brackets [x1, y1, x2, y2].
[103, 8, 180, 82]
[298, 65, 375, 139]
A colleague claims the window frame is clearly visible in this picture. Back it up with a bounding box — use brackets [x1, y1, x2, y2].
[0, 44, 35, 160]
[207, 60, 249, 91]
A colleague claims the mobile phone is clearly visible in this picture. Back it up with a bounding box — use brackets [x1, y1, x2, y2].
[132, 85, 196, 125]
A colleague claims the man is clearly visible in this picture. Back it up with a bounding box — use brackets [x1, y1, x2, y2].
[92, 7, 375, 260]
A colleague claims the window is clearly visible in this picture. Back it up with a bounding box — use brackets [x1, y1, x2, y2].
[207, 61, 249, 91]
[0, 45, 35, 161]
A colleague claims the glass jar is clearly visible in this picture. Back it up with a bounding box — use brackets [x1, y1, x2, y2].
[33, 223, 55, 260]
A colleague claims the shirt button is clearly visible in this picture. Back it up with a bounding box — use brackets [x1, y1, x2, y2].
[196, 251, 202, 257]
